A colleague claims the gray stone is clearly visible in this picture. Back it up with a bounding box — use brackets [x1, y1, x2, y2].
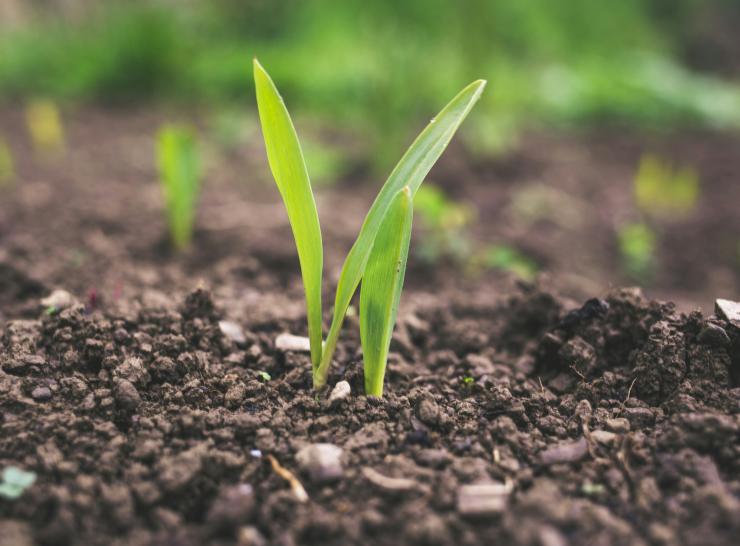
[457, 483, 510, 516]
[206, 484, 255, 531]
[30, 386, 52, 401]
[113, 379, 141, 411]
[698, 323, 731, 347]
[295, 443, 343, 483]
[539, 437, 589, 465]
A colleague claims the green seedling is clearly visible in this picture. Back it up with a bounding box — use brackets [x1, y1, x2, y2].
[258, 371, 272, 382]
[0, 466, 36, 500]
[0, 137, 14, 185]
[254, 59, 485, 393]
[156, 125, 201, 251]
[618, 222, 656, 280]
[634, 154, 699, 218]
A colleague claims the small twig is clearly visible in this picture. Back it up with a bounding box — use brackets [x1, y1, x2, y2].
[267, 455, 308, 503]
[569, 364, 586, 382]
[537, 376, 545, 393]
[616, 377, 637, 416]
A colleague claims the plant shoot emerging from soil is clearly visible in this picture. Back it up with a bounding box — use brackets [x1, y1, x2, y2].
[254, 58, 485, 393]
[156, 125, 202, 251]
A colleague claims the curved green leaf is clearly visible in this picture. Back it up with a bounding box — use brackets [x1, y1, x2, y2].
[360, 187, 413, 396]
[315, 79, 486, 386]
[254, 59, 323, 372]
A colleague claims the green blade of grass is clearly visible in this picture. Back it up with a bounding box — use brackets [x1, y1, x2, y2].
[254, 58, 324, 372]
[315, 78, 486, 387]
[156, 125, 201, 251]
[360, 186, 413, 397]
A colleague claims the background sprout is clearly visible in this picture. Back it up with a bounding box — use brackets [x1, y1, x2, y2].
[254, 59, 485, 392]
[156, 124, 202, 251]
[0, 466, 36, 500]
[634, 154, 700, 218]
[0, 137, 14, 185]
[618, 222, 656, 281]
[25, 99, 65, 157]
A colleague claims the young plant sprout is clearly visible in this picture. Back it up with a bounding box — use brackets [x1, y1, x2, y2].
[0, 137, 14, 185]
[254, 59, 485, 395]
[25, 99, 65, 156]
[156, 125, 201, 251]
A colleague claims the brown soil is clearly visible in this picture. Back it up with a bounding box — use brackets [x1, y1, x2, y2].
[1, 107, 739, 545]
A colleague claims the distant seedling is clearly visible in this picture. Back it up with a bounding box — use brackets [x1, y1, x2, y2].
[25, 99, 65, 156]
[254, 59, 485, 395]
[0, 137, 14, 185]
[634, 154, 699, 218]
[0, 466, 36, 500]
[156, 125, 201, 251]
[415, 184, 475, 263]
[618, 222, 656, 280]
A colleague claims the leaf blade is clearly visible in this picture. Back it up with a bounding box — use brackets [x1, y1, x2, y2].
[316, 79, 486, 385]
[360, 187, 413, 396]
[253, 59, 323, 371]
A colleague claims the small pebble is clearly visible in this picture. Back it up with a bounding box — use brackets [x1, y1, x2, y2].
[113, 379, 141, 411]
[539, 437, 588, 465]
[457, 483, 510, 516]
[623, 407, 655, 428]
[238, 525, 267, 546]
[715, 298, 740, 326]
[605, 417, 630, 433]
[361, 467, 426, 493]
[31, 386, 52, 401]
[416, 396, 441, 426]
[40, 289, 76, 312]
[329, 381, 351, 403]
[219, 321, 247, 345]
[295, 443, 344, 483]
[697, 323, 731, 347]
[275, 333, 311, 352]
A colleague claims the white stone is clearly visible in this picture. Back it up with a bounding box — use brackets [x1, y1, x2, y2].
[329, 381, 351, 403]
[275, 333, 311, 352]
[295, 443, 343, 483]
[219, 321, 246, 344]
[457, 483, 510, 516]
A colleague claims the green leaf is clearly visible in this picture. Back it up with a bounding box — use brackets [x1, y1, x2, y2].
[0, 466, 36, 500]
[315, 78, 486, 386]
[254, 59, 323, 373]
[360, 187, 413, 396]
[156, 125, 201, 251]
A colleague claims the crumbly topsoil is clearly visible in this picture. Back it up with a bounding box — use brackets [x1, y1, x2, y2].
[1, 283, 738, 546]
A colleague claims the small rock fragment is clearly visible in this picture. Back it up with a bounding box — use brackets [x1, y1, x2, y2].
[697, 323, 731, 347]
[238, 525, 267, 546]
[590, 430, 618, 445]
[361, 467, 426, 493]
[328, 380, 351, 403]
[416, 396, 441, 426]
[275, 333, 311, 352]
[715, 298, 740, 327]
[623, 406, 655, 428]
[219, 321, 247, 345]
[539, 437, 589, 465]
[41, 289, 76, 312]
[605, 418, 631, 433]
[457, 483, 510, 516]
[113, 379, 141, 411]
[30, 386, 52, 402]
[206, 484, 255, 532]
[295, 444, 343, 483]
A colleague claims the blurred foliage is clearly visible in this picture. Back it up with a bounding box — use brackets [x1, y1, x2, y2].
[618, 222, 657, 280]
[482, 244, 539, 280]
[634, 154, 700, 218]
[1, 0, 740, 165]
[25, 99, 65, 157]
[415, 184, 476, 263]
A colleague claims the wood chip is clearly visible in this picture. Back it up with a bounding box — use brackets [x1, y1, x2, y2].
[267, 455, 308, 503]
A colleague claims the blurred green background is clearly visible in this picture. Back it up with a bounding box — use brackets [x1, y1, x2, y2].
[1, 0, 739, 166]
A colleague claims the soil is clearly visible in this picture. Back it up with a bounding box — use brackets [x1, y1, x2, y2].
[0, 107, 739, 545]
